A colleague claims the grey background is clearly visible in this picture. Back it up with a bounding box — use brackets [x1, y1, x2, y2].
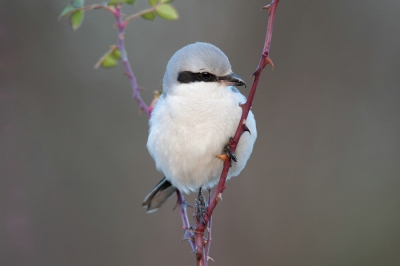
[1, 0, 400, 265]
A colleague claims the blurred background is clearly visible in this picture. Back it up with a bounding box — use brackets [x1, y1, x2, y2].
[1, 0, 400, 265]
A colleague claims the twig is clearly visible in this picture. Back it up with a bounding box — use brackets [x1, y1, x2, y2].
[124, 6, 157, 25]
[114, 5, 151, 117]
[191, 1, 281, 264]
[79, 4, 116, 14]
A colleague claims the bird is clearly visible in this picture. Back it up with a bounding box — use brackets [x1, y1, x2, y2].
[143, 42, 257, 213]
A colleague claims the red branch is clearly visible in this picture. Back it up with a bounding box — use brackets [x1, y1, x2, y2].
[192, 1, 280, 265]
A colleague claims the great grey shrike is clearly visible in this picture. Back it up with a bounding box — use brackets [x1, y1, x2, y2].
[143, 42, 257, 212]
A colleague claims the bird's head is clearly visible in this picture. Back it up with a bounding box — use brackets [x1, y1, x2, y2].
[162, 42, 246, 95]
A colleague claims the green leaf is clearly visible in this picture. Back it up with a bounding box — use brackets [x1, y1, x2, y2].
[148, 0, 159, 7]
[141, 11, 155, 21]
[72, 0, 84, 8]
[125, 0, 136, 4]
[101, 54, 118, 68]
[160, 0, 173, 3]
[59, 5, 75, 20]
[70, 10, 84, 30]
[155, 4, 178, 20]
[108, 0, 119, 5]
[111, 48, 122, 60]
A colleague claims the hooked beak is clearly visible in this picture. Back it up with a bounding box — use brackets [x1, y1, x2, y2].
[221, 72, 247, 87]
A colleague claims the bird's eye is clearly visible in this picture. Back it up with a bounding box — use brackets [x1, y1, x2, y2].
[201, 72, 212, 81]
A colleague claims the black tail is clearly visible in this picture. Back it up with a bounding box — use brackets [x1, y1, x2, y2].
[142, 177, 177, 213]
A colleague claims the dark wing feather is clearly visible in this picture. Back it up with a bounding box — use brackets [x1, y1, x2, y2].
[142, 177, 177, 213]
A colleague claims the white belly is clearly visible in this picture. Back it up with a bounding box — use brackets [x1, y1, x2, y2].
[147, 83, 257, 193]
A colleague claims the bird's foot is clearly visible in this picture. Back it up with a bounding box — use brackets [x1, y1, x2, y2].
[215, 137, 237, 163]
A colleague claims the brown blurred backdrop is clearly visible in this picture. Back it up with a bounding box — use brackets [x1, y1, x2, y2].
[1, 0, 400, 265]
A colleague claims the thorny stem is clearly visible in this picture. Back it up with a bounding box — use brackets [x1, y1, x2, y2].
[176, 190, 196, 253]
[114, 5, 151, 117]
[208, 0, 279, 224]
[192, 1, 281, 265]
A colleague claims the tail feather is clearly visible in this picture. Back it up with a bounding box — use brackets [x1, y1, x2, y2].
[143, 177, 177, 213]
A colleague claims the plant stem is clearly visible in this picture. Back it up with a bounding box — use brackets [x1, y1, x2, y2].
[176, 190, 196, 252]
[114, 5, 150, 117]
[124, 6, 157, 25]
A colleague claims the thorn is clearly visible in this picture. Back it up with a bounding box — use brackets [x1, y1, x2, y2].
[251, 69, 259, 78]
[138, 108, 144, 115]
[261, 4, 272, 13]
[215, 154, 228, 162]
[266, 56, 275, 70]
[181, 237, 194, 243]
[216, 193, 223, 202]
[185, 201, 194, 208]
[243, 124, 251, 135]
[173, 200, 179, 211]
[207, 256, 215, 262]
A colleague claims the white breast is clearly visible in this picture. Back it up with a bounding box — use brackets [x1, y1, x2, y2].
[147, 83, 257, 194]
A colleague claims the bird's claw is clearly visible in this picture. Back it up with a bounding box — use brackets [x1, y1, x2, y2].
[225, 145, 238, 162]
[215, 137, 238, 163]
